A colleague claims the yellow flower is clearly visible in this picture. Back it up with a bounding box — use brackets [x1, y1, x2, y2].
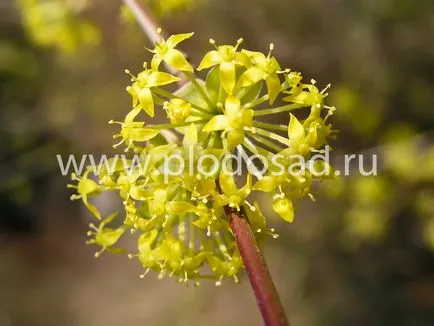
[87, 213, 126, 257]
[150, 31, 194, 72]
[238, 44, 281, 104]
[69, 32, 337, 285]
[110, 106, 162, 149]
[68, 169, 101, 219]
[126, 68, 180, 117]
[197, 38, 249, 94]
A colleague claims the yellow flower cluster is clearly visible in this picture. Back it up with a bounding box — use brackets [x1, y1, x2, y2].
[69, 32, 337, 285]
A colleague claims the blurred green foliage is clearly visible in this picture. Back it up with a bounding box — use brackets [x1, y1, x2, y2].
[16, 0, 100, 53]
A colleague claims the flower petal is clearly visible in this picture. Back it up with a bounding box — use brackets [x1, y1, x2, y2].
[265, 73, 281, 104]
[78, 178, 99, 195]
[98, 228, 125, 247]
[129, 128, 160, 142]
[224, 96, 241, 118]
[288, 113, 306, 141]
[148, 71, 180, 87]
[219, 61, 236, 95]
[164, 49, 193, 72]
[202, 115, 229, 132]
[138, 87, 155, 117]
[253, 176, 278, 192]
[237, 67, 264, 87]
[197, 50, 221, 70]
[219, 172, 238, 196]
[272, 197, 294, 222]
[166, 201, 196, 214]
[166, 32, 194, 48]
[82, 196, 101, 220]
[151, 56, 163, 71]
[125, 106, 142, 123]
[227, 129, 245, 150]
[183, 124, 198, 146]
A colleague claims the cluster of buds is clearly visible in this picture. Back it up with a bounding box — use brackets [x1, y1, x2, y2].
[69, 32, 337, 285]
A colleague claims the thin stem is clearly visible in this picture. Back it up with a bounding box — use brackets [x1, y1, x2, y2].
[254, 121, 288, 132]
[188, 214, 195, 254]
[146, 119, 209, 129]
[153, 87, 211, 114]
[225, 206, 289, 326]
[208, 132, 217, 148]
[178, 217, 186, 242]
[243, 84, 291, 110]
[249, 127, 291, 146]
[254, 104, 305, 117]
[242, 138, 259, 155]
[236, 145, 263, 179]
[242, 138, 272, 157]
[247, 132, 284, 153]
[244, 93, 269, 109]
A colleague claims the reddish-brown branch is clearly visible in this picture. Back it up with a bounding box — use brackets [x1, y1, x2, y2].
[225, 206, 289, 326]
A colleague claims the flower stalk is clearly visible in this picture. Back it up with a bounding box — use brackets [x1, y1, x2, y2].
[225, 206, 290, 326]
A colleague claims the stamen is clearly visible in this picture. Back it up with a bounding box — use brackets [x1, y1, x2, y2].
[267, 43, 274, 58]
[215, 275, 223, 287]
[124, 70, 137, 81]
[94, 247, 105, 258]
[209, 39, 218, 49]
[234, 38, 244, 51]
[244, 201, 256, 211]
[89, 223, 98, 232]
[139, 268, 150, 279]
[321, 84, 331, 95]
[109, 120, 123, 126]
[112, 138, 125, 148]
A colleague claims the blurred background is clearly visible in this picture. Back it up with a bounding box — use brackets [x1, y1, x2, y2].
[1, 0, 434, 325]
